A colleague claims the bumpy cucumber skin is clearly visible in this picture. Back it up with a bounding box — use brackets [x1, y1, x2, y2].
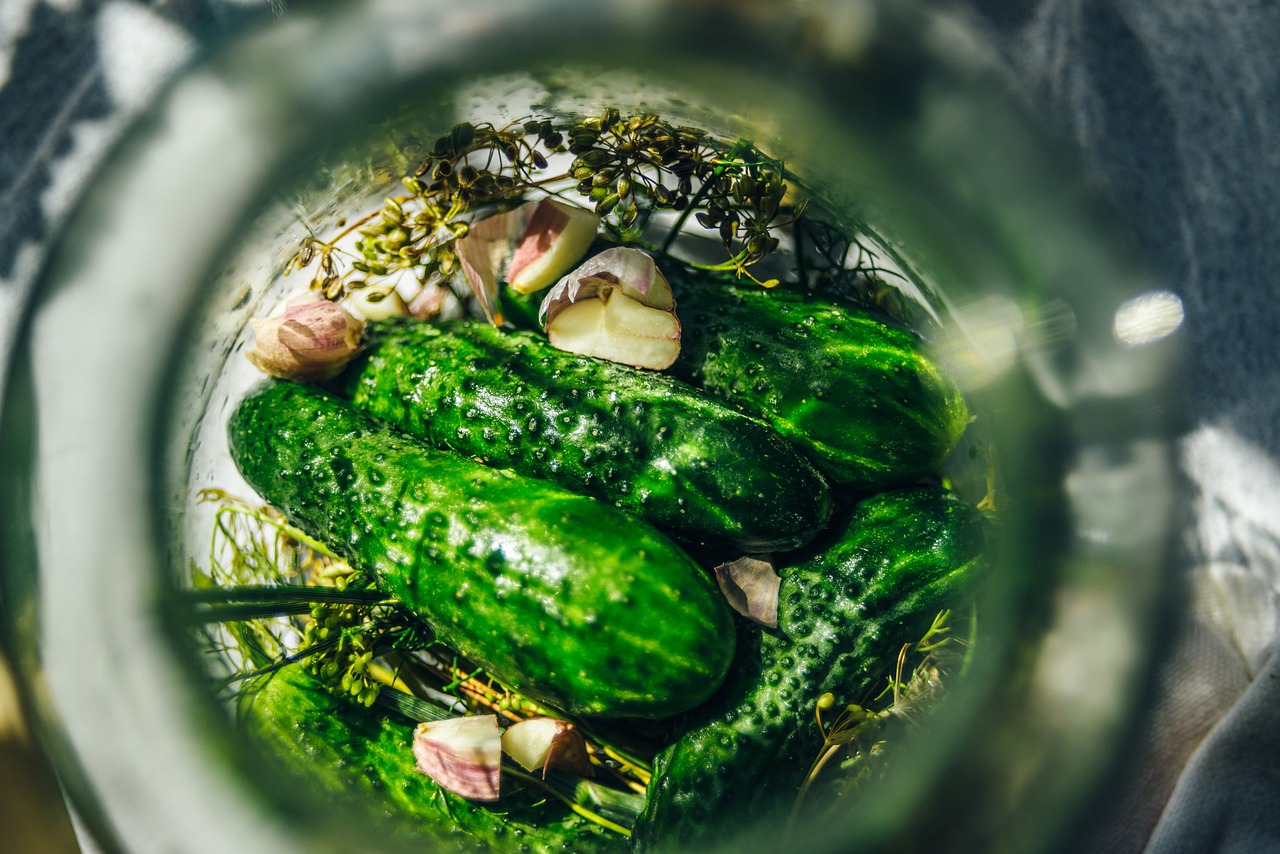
[228, 382, 734, 719]
[335, 319, 831, 550]
[630, 486, 988, 851]
[240, 665, 623, 853]
[670, 276, 970, 490]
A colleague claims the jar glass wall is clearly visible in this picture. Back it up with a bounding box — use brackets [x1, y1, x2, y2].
[0, 2, 1182, 852]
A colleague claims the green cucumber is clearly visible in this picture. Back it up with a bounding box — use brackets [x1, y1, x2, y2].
[630, 486, 989, 850]
[227, 382, 734, 719]
[669, 270, 970, 490]
[334, 319, 831, 550]
[240, 664, 624, 852]
[498, 282, 545, 329]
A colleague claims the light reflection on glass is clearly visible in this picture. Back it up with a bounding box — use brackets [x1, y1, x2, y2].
[1113, 290, 1184, 347]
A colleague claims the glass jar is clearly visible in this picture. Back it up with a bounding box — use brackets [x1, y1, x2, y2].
[0, 1, 1183, 851]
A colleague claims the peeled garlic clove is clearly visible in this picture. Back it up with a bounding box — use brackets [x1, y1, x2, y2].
[540, 248, 680, 370]
[500, 717, 558, 773]
[501, 717, 594, 778]
[412, 715, 502, 801]
[507, 199, 600, 295]
[546, 291, 681, 370]
[714, 556, 781, 628]
[246, 292, 364, 382]
[341, 286, 408, 322]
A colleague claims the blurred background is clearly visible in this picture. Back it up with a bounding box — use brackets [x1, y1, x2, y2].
[3, 1, 1279, 852]
[0, 654, 79, 852]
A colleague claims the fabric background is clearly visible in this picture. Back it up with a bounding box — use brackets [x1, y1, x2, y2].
[2, 1, 1278, 851]
[942, 3, 1280, 850]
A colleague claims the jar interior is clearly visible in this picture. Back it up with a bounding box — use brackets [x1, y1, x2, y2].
[1, 5, 1182, 853]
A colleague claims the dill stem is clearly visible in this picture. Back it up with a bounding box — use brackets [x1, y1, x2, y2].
[365, 662, 413, 694]
[216, 503, 337, 559]
[321, 201, 406, 248]
[659, 138, 750, 254]
[503, 767, 632, 837]
[786, 742, 843, 843]
[892, 643, 910, 709]
[599, 746, 652, 786]
[525, 172, 572, 190]
[575, 743, 648, 794]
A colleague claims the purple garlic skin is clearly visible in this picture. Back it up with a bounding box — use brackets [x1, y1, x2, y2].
[246, 292, 364, 382]
[412, 715, 502, 802]
[457, 200, 537, 323]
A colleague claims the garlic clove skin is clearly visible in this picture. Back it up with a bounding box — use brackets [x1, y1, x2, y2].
[713, 556, 781, 628]
[246, 292, 364, 382]
[507, 199, 600, 295]
[407, 281, 452, 319]
[412, 715, 502, 801]
[457, 201, 538, 323]
[540, 247, 674, 324]
[541, 248, 681, 370]
[501, 717, 594, 778]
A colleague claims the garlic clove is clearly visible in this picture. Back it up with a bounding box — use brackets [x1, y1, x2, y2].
[540, 247, 681, 370]
[547, 291, 681, 370]
[500, 718, 557, 773]
[501, 717, 594, 778]
[540, 247, 673, 324]
[457, 201, 538, 324]
[713, 556, 781, 628]
[407, 281, 452, 319]
[412, 715, 502, 801]
[341, 286, 408, 322]
[506, 199, 600, 295]
[246, 292, 364, 382]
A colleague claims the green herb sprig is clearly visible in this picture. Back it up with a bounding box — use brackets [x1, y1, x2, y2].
[192, 488, 656, 832]
[286, 110, 809, 304]
[790, 213, 921, 325]
[784, 609, 965, 842]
